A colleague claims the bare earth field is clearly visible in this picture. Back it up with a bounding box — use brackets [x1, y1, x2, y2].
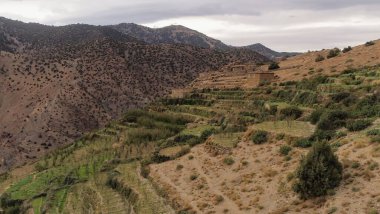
[150, 121, 380, 214]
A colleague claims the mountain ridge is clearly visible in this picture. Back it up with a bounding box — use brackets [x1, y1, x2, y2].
[243, 43, 300, 59]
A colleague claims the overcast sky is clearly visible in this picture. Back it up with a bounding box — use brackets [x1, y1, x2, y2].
[1, 0, 380, 52]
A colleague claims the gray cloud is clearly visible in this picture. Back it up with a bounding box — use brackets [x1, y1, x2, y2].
[1, 0, 380, 51]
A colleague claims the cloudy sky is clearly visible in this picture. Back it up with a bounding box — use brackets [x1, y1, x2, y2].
[1, 0, 380, 52]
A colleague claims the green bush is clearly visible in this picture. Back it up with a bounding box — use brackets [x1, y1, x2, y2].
[309, 109, 325, 125]
[317, 110, 349, 130]
[223, 157, 235, 165]
[293, 138, 313, 148]
[315, 55, 325, 62]
[190, 174, 198, 180]
[293, 141, 343, 199]
[280, 106, 303, 119]
[200, 128, 215, 140]
[354, 95, 380, 117]
[342, 46, 352, 53]
[346, 119, 372, 131]
[365, 41, 375, 46]
[327, 48, 341, 59]
[251, 130, 269, 144]
[336, 131, 347, 138]
[276, 133, 285, 140]
[309, 129, 336, 142]
[331, 92, 351, 103]
[292, 91, 318, 105]
[279, 145, 292, 156]
[296, 75, 330, 90]
[268, 62, 280, 70]
[367, 129, 380, 136]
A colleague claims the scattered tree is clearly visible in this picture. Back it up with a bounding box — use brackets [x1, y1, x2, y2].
[315, 55, 325, 62]
[251, 130, 269, 144]
[342, 46, 352, 53]
[327, 48, 341, 59]
[293, 141, 343, 199]
[365, 41, 375, 46]
[268, 62, 280, 70]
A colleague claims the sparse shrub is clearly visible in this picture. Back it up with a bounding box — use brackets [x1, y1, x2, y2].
[293, 138, 313, 148]
[215, 195, 224, 204]
[317, 110, 349, 130]
[188, 155, 194, 160]
[327, 207, 338, 214]
[346, 119, 372, 132]
[293, 141, 343, 199]
[331, 92, 351, 103]
[190, 174, 198, 181]
[223, 157, 235, 165]
[0, 193, 22, 214]
[315, 55, 325, 62]
[268, 62, 280, 70]
[368, 162, 379, 171]
[276, 133, 285, 140]
[200, 128, 215, 140]
[351, 162, 360, 169]
[268, 104, 278, 115]
[367, 129, 380, 136]
[34, 162, 48, 172]
[309, 129, 336, 142]
[151, 151, 171, 163]
[176, 164, 184, 170]
[251, 130, 269, 144]
[242, 160, 249, 166]
[286, 172, 295, 181]
[365, 41, 375, 46]
[0, 173, 9, 184]
[342, 46, 352, 53]
[292, 91, 318, 105]
[309, 109, 325, 125]
[327, 48, 341, 59]
[280, 106, 303, 119]
[354, 95, 380, 117]
[296, 75, 330, 90]
[279, 145, 292, 156]
[336, 131, 347, 138]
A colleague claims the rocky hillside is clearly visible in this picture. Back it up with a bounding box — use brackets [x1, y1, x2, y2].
[111, 23, 301, 59]
[111, 23, 230, 50]
[243, 43, 299, 59]
[0, 17, 268, 173]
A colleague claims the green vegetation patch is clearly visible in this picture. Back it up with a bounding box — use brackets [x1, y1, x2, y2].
[252, 121, 315, 138]
[180, 124, 216, 137]
[212, 132, 242, 148]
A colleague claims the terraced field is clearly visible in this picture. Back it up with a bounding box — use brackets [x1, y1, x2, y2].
[1, 66, 380, 213]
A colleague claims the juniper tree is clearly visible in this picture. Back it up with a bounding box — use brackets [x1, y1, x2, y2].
[293, 141, 343, 199]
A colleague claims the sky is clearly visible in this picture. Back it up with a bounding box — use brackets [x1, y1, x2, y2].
[1, 0, 380, 52]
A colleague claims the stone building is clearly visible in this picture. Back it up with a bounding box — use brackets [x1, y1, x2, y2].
[251, 72, 275, 85]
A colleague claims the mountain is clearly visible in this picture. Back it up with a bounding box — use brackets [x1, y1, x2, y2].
[110, 23, 299, 58]
[244, 43, 300, 59]
[111, 23, 231, 50]
[0, 17, 268, 173]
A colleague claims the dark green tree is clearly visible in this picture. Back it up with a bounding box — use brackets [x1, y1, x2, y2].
[293, 141, 343, 199]
[268, 62, 280, 70]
